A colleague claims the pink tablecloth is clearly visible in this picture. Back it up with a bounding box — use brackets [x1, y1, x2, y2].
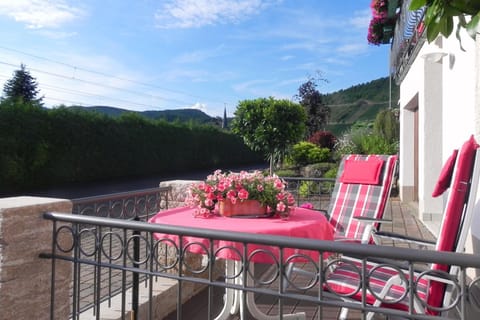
[148, 206, 334, 263]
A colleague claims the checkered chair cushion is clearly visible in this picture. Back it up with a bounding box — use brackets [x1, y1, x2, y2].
[328, 154, 397, 242]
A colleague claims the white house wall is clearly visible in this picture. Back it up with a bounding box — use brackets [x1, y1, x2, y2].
[399, 29, 477, 235]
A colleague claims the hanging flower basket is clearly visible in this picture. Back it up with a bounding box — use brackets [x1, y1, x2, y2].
[367, 0, 396, 45]
[368, 16, 395, 45]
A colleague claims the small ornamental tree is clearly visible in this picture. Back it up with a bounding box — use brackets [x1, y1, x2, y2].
[295, 75, 330, 138]
[3, 64, 43, 105]
[232, 97, 306, 173]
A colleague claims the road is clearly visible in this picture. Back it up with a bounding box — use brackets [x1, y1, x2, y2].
[15, 164, 268, 199]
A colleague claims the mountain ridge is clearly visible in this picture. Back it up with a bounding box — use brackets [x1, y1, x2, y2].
[69, 76, 398, 134]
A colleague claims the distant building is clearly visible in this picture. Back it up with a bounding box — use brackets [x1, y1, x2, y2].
[222, 106, 227, 129]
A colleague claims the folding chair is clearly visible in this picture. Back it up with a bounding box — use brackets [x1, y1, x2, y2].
[285, 154, 397, 286]
[324, 135, 480, 319]
[326, 154, 398, 243]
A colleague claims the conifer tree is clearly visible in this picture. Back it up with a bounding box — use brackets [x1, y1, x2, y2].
[3, 64, 43, 105]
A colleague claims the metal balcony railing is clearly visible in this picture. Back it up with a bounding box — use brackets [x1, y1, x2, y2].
[390, 0, 427, 84]
[68, 187, 172, 315]
[38, 179, 480, 320]
[41, 210, 480, 320]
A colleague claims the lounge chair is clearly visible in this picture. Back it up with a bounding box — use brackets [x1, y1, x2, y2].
[324, 135, 480, 319]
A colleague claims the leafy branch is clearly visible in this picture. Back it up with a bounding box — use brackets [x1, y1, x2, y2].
[410, 0, 480, 46]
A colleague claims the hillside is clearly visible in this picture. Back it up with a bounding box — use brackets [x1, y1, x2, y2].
[68, 106, 221, 125]
[323, 77, 399, 135]
[71, 77, 398, 135]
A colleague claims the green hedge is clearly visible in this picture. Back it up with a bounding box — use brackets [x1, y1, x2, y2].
[0, 101, 263, 193]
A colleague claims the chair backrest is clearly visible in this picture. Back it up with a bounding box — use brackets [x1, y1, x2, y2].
[427, 135, 480, 312]
[327, 154, 398, 241]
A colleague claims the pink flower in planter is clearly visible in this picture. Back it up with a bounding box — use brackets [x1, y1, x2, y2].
[186, 170, 295, 218]
[238, 189, 249, 200]
[300, 202, 314, 210]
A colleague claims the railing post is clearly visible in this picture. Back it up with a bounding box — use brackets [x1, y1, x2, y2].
[132, 216, 140, 320]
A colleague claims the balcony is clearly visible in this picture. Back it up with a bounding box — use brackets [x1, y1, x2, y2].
[2, 179, 480, 319]
[390, 0, 426, 84]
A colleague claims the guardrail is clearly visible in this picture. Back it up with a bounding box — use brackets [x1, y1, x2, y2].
[69, 186, 171, 316]
[283, 177, 335, 211]
[72, 186, 172, 220]
[41, 211, 480, 320]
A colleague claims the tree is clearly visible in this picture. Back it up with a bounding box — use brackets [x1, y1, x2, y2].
[231, 97, 306, 173]
[3, 64, 43, 104]
[295, 75, 330, 138]
[410, 0, 480, 43]
[373, 109, 399, 144]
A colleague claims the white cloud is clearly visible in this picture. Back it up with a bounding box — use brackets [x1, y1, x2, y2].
[36, 30, 78, 39]
[233, 78, 270, 93]
[155, 0, 281, 29]
[350, 9, 371, 30]
[0, 0, 84, 29]
[280, 55, 294, 61]
[174, 45, 226, 64]
[189, 102, 208, 113]
[337, 43, 368, 55]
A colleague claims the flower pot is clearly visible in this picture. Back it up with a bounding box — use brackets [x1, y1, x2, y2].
[219, 199, 268, 217]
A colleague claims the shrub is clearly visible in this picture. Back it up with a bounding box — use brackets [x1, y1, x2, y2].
[335, 126, 398, 157]
[289, 141, 330, 166]
[275, 168, 299, 177]
[323, 167, 338, 193]
[299, 181, 319, 198]
[308, 131, 337, 150]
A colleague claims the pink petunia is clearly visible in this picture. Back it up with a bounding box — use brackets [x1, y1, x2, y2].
[204, 198, 214, 207]
[274, 178, 284, 190]
[226, 189, 237, 199]
[276, 193, 286, 201]
[238, 188, 249, 200]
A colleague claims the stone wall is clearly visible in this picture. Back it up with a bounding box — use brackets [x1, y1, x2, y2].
[0, 196, 72, 320]
[160, 180, 200, 208]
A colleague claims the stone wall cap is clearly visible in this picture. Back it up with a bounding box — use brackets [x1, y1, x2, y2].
[0, 196, 69, 209]
[159, 180, 200, 186]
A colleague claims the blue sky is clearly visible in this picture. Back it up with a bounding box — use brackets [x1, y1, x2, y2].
[0, 0, 390, 117]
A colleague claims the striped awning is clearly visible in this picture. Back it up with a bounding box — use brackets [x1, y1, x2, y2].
[403, 6, 425, 39]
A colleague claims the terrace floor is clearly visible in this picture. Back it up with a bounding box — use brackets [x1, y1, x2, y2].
[163, 198, 436, 320]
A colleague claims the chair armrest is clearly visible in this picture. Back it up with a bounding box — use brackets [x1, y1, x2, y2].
[373, 230, 436, 247]
[339, 255, 430, 273]
[353, 216, 393, 223]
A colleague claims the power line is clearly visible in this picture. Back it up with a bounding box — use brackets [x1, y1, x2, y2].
[0, 45, 231, 105]
[0, 60, 198, 108]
